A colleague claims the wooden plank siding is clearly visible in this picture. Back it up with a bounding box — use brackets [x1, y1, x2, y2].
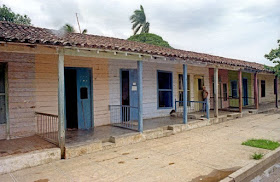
[0, 52, 36, 139]
[175, 65, 210, 105]
[35, 55, 111, 127]
[108, 60, 210, 119]
[209, 68, 229, 109]
[257, 74, 276, 104]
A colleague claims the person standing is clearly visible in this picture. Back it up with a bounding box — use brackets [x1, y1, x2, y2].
[202, 86, 208, 111]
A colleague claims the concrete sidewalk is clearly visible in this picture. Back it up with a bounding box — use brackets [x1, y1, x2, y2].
[1, 112, 280, 182]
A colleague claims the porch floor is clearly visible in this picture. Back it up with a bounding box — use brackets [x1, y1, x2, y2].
[66, 126, 135, 146]
[0, 135, 56, 157]
[65, 116, 201, 146]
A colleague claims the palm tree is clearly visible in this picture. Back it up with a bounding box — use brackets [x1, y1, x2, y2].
[82, 29, 87, 34]
[130, 5, 150, 35]
[62, 24, 75, 33]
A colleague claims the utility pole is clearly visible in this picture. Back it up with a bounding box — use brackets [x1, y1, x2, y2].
[76, 13, 81, 34]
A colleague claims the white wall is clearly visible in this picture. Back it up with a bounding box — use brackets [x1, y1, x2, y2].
[108, 60, 210, 119]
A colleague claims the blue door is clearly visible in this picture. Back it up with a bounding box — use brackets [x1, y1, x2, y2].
[129, 70, 138, 121]
[77, 68, 92, 129]
[243, 78, 248, 106]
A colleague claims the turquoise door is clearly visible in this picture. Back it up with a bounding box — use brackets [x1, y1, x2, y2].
[77, 68, 92, 129]
[129, 70, 138, 121]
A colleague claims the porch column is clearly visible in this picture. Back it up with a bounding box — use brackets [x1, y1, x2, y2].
[238, 69, 242, 113]
[5, 64, 10, 140]
[254, 73, 259, 109]
[183, 64, 188, 124]
[214, 68, 218, 117]
[275, 75, 278, 108]
[58, 50, 65, 158]
[137, 61, 143, 132]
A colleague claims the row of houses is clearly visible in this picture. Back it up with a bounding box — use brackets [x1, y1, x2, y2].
[0, 21, 278, 157]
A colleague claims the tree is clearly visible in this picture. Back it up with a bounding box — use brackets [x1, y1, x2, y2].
[0, 5, 31, 25]
[127, 33, 172, 48]
[265, 39, 280, 77]
[61, 23, 87, 34]
[82, 29, 87, 34]
[130, 5, 150, 35]
[62, 24, 75, 33]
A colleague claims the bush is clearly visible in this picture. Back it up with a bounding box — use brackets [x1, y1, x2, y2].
[127, 33, 172, 48]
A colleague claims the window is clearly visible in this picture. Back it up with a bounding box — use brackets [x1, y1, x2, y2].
[261, 80, 265, 97]
[231, 81, 238, 98]
[198, 78, 204, 90]
[0, 64, 6, 124]
[223, 83, 227, 101]
[178, 74, 190, 106]
[158, 71, 172, 108]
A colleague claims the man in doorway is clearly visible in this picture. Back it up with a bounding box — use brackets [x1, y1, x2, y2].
[202, 86, 208, 111]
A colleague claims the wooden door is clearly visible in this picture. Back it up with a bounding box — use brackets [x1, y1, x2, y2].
[77, 68, 92, 129]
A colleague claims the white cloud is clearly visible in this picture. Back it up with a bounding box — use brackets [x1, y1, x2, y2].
[0, 0, 279, 65]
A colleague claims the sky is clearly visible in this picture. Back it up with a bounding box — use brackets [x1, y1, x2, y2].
[0, 0, 279, 66]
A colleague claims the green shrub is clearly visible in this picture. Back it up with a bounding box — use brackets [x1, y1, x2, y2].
[242, 139, 280, 150]
[127, 33, 172, 48]
[251, 152, 264, 160]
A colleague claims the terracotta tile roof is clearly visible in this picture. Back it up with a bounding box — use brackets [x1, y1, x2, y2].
[0, 21, 269, 71]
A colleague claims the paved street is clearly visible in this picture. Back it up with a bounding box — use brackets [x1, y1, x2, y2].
[1, 112, 280, 182]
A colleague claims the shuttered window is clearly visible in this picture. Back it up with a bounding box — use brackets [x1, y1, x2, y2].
[0, 64, 6, 124]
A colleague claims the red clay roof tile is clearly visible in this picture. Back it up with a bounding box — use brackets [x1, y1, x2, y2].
[0, 21, 269, 71]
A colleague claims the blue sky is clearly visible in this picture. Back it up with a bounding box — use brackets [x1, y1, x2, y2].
[1, 0, 279, 65]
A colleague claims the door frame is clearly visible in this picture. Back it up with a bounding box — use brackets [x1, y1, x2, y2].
[119, 69, 138, 106]
[64, 67, 94, 129]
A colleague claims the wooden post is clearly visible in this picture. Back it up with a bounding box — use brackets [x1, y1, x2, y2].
[183, 64, 188, 124]
[214, 68, 218, 117]
[137, 61, 143, 132]
[58, 50, 65, 158]
[238, 69, 242, 113]
[254, 73, 259, 110]
[5, 63, 10, 140]
[275, 75, 278, 108]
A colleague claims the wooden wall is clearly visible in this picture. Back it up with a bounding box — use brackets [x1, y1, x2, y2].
[35, 55, 110, 127]
[0, 52, 36, 139]
[258, 74, 276, 104]
[108, 60, 210, 119]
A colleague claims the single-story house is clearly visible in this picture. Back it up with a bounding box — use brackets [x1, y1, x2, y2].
[0, 21, 278, 157]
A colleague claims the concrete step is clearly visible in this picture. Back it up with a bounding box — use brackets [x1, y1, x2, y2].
[0, 148, 60, 175]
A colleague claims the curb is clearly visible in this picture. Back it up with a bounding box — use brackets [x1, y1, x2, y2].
[0, 148, 61, 175]
[220, 147, 280, 182]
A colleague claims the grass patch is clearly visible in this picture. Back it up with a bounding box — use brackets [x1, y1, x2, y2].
[251, 152, 264, 160]
[242, 139, 280, 150]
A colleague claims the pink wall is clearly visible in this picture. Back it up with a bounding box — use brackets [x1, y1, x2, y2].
[209, 68, 229, 109]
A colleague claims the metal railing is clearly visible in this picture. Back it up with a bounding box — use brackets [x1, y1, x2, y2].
[175, 100, 209, 119]
[209, 97, 225, 109]
[228, 96, 255, 108]
[109, 105, 139, 131]
[36, 112, 59, 145]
